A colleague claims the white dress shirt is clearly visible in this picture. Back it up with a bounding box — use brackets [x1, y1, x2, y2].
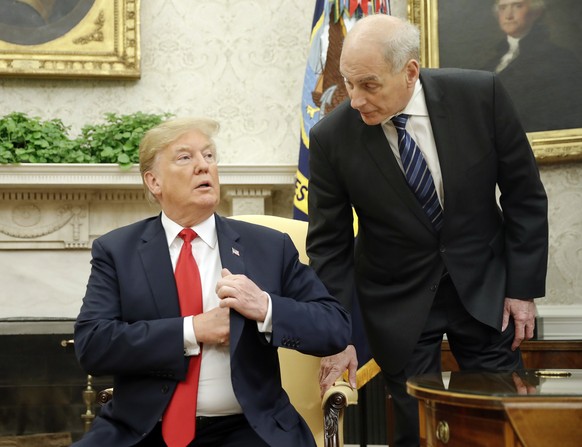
[381, 79, 444, 208]
[161, 212, 273, 416]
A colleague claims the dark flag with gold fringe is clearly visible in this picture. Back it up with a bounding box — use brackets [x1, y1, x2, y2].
[294, 0, 389, 389]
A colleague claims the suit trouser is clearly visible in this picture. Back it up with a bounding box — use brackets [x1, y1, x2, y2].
[137, 414, 270, 447]
[382, 274, 523, 447]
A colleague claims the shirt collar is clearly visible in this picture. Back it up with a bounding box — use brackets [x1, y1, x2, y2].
[507, 35, 520, 51]
[382, 79, 428, 125]
[161, 211, 217, 249]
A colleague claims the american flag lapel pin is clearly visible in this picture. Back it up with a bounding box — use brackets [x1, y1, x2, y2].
[232, 247, 240, 256]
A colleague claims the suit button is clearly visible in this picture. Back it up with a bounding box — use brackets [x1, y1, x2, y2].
[161, 384, 169, 394]
[430, 284, 438, 292]
[439, 245, 446, 253]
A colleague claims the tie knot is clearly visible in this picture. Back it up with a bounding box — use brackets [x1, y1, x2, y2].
[179, 228, 197, 243]
[391, 113, 410, 130]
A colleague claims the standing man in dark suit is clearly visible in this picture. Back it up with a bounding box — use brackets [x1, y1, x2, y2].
[308, 15, 548, 447]
[73, 117, 351, 447]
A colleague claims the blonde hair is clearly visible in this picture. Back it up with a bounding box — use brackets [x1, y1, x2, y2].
[139, 117, 220, 203]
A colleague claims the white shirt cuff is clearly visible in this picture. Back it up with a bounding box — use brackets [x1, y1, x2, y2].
[257, 292, 273, 340]
[183, 316, 200, 356]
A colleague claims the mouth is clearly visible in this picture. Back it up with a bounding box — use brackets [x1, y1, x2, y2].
[195, 181, 212, 190]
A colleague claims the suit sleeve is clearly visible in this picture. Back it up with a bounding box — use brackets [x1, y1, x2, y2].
[266, 233, 351, 357]
[74, 237, 188, 379]
[306, 124, 359, 313]
[493, 75, 548, 298]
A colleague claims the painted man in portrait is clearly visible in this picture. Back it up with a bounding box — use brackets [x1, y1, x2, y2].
[482, 0, 582, 132]
[0, 0, 95, 45]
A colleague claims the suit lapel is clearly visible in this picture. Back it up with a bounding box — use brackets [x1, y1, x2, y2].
[420, 70, 461, 231]
[215, 215, 246, 352]
[138, 216, 181, 318]
[360, 115, 435, 232]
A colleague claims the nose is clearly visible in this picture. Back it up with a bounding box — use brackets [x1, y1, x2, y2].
[350, 89, 366, 110]
[193, 153, 210, 173]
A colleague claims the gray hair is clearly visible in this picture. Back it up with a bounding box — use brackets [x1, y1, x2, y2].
[494, 0, 546, 14]
[381, 20, 421, 73]
[343, 15, 421, 74]
[139, 116, 220, 203]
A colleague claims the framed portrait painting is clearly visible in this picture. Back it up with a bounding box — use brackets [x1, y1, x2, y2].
[408, 0, 582, 164]
[0, 0, 140, 79]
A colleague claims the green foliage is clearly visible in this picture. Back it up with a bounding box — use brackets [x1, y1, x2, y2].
[74, 112, 172, 167]
[0, 112, 75, 163]
[0, 111, 172, 166]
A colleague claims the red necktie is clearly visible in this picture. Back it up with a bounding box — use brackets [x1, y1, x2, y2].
[162, 229, 203, 447]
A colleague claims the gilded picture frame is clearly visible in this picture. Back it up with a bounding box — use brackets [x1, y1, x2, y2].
[407, 0, 582, 164]
[0, 0, 140, 79]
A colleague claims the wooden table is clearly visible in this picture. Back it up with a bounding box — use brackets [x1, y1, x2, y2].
[407, 369, 582, 447]
[386, 340, 582, 446]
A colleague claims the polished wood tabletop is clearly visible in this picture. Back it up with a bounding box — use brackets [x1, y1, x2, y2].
[408, 369, 582, 404]
[407, 369, 582, 447]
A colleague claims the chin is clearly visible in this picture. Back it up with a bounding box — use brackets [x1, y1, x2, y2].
[361, 115, 382, 126]
[198, 198, 219, 210]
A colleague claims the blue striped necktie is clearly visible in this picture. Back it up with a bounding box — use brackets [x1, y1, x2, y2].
[391, 114, 444, 231]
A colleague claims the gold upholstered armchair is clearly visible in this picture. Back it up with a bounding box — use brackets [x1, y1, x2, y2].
[98, 215, 357, 447]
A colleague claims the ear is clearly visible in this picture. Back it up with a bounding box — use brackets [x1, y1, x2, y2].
[143, 171, 161, 197]
[404, 59, 420, 86]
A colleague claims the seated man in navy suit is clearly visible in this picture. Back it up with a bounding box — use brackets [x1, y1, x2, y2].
[73, 116, 351, 447]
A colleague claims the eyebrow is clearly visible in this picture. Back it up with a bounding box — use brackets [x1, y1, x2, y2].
[342, 73, 380, 84]
[173, 143, 214, 152]
[359, 75, 380, 83]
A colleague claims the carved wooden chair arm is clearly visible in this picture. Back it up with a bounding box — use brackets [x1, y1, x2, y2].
[321, 380, 358, 447]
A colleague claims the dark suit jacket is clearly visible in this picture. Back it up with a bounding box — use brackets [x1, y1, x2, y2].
[73, 214, 351, 446]
[307, 68, 548, 375]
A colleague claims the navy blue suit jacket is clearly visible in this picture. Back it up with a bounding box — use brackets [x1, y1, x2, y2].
[73, 214, 350, 446]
